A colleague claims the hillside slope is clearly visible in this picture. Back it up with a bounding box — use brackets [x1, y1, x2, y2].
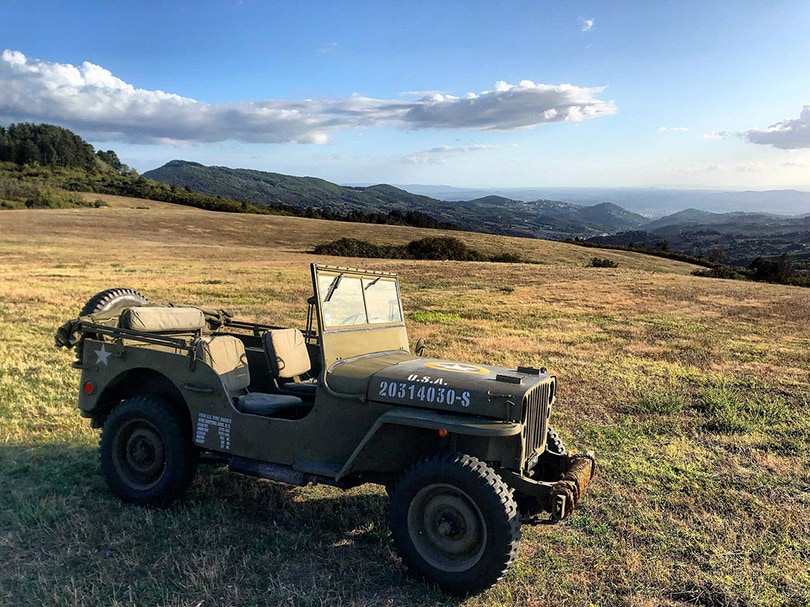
[143, 160, 649, 239]
[22, 193, 696, 274]
[1, 191, 807, 607]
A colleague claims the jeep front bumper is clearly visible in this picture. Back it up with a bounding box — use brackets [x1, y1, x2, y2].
[500, 452, 596, 524]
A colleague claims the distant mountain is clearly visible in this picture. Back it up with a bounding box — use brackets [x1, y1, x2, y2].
[641, 208, 810, 235]
[144, 160, 647, 239]
[397, 185, 810, 217]
[143, 160, 440, 212]
[588, 210, 810, 267]
[144, 160, 810, 267]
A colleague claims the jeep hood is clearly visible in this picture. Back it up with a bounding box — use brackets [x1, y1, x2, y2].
[327, 352, 553, 421]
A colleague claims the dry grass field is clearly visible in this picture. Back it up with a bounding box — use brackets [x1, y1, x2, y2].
[1, 195, 808, 606]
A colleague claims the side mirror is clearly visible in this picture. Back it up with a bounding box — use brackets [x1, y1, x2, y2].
[414, 337, 426, 357]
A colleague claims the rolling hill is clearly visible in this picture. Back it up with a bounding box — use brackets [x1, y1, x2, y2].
[143, 160, 649, 239]
[1, 193, 807, 606]
[144, 161, 810, 268]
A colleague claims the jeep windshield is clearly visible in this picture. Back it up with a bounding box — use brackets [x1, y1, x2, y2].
[311, 265, 410, 370]
[317, 269, 403, 328]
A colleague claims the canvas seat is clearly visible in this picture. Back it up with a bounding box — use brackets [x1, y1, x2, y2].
[195, 335, 303, 416]
[119, 306, 206, 333]
[263, 328, 318, 397]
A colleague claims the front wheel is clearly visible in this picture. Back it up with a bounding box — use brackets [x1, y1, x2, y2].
[388, 453, 521, 596]
[100, 396, 197, 505]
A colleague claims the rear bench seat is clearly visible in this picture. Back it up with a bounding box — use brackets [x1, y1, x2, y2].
[119, 306, 207, 333]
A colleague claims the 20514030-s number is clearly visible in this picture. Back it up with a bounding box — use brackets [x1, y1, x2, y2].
[377, 380, 471, 407]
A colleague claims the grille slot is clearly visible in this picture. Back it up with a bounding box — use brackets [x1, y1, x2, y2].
[522, 378, 554, 469]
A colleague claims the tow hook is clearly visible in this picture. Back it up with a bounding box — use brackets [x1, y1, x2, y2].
[550, 452, 596, 522]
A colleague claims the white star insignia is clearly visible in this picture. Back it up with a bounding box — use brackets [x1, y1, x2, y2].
[95, 345, 112, 366]
[441, 364, 476, 372]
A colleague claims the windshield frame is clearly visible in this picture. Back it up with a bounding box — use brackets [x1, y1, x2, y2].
[312, 265, 405, 334]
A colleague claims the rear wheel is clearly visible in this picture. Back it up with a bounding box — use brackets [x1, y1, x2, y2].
[100, 396, 196, 505]
[80, 288, 148, 316]
[388, 453, 521, 596]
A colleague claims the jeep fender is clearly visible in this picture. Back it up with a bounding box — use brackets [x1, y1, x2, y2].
[336, 407, 522, 480]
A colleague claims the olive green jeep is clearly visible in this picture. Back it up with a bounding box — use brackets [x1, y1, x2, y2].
[56, 264, 594, 596]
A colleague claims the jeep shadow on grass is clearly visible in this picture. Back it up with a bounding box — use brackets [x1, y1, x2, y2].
[55, 263, 594, 596]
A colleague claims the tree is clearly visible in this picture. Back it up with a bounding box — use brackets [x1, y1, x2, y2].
[749, 254, 794, 284]
[97, 149, 125, 172]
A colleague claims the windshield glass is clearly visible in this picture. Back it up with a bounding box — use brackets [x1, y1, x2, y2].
[363, 277, 403, 324]
[317, 271, 402, 330]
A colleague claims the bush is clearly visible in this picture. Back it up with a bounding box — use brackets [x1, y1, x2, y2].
[314, 236, 530, 263]
[589, 257, 619, 268]
[313, 238, 395, 258]
[405, 237, 486, 261]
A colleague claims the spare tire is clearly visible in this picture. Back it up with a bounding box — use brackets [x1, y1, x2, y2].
[80, 288, 149, 316]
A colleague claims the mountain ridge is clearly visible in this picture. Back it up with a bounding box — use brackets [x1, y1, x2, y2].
[144, 160, 810, 268]
[144, 160, 648, 239]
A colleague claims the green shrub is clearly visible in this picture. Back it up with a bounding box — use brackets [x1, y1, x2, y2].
[692, 266, 747, 280]
[24, 187, 86, 209]
[589, 257, 619, 268]
[312, 237, 397, 258]
[314, 236, 529, 263]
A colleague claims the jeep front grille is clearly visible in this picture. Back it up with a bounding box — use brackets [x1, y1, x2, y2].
[523, 377, 554, 468]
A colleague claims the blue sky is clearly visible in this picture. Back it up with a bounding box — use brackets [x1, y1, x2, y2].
[1, 0, 809, 190]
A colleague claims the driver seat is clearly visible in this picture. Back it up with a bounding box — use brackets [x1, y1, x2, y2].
[263, 329, 318, 397]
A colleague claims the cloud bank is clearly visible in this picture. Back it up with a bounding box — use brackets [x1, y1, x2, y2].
[0, 50, 616, 145]
[744, 105, 810, 149]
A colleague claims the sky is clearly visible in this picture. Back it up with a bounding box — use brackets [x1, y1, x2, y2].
[1, 0, 809, 190]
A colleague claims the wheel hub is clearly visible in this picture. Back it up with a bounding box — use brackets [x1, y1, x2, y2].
[113, 420, 166, 489]
[408, 484, 487, 572]
[126, 428, 164, 475]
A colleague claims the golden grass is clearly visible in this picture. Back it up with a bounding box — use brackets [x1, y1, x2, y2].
[0, 199, 808, 606]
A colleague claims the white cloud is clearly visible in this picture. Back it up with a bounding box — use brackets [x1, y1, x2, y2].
[318, 42, 339, 55]
[0, 50, 617, 145]
[743, 105, 810, 149]
[404, 144, 514, 164]
[581, 18, 595, 32]
[400, 80, 616, 130]
[658, 127, 689, 133]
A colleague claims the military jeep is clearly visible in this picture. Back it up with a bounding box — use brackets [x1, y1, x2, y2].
[56, 264, 594, 596]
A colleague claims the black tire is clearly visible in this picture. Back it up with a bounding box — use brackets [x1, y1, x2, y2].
[547, 426, 567, 455]
[80, 288, 149, 316]
[100, 395, 197, 505]
[388, 453, 521, 596]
